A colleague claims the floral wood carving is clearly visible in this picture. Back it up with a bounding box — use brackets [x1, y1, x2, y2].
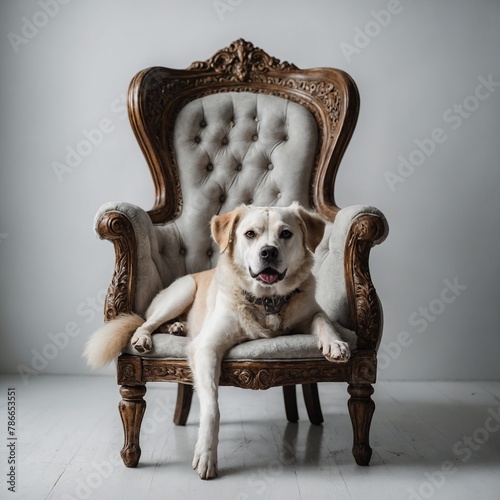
[187, 38, 298, 81]
[138, 357, 377, 389]
[351, 352, 377, 384]
[96, 211, 137, 320]
[344, 214, 387, 350]
[142, 362, 193, 382]
[218, 362, 351, 390]
[117, 355, 143, 385]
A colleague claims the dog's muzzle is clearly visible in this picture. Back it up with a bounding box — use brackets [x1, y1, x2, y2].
[250, 245, 286, 285]
[249, 267, 287, 285]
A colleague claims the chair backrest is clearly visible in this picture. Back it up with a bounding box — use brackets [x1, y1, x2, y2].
[128, 39, 359, 284]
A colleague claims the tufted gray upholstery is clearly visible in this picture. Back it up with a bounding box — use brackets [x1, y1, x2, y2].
[170, 92, 318, 272]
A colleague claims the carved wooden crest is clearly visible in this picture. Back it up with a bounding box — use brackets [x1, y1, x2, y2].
[188, 38, 298, 81]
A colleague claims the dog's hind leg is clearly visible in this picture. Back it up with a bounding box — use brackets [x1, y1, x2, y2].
[131, 275, 196, 354]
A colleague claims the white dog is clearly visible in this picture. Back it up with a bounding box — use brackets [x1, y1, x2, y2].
[85, 203, 351, 479]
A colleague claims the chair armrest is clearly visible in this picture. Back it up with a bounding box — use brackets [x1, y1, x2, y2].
[315, 205, 388, 351]
[94, 202, 164, 320]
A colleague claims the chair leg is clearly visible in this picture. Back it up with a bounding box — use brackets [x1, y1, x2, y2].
[347, 383, 375, 466]
[302, 383, 324, 425]
[173, 383, 193, 426]
[118, 384, 146, 467]
[282, 385, 299, 423]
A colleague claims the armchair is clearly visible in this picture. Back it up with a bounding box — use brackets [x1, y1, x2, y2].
[94, 39, 388, 471]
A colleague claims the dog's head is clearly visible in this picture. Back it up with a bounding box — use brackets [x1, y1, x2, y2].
[211, 203, 325, 295]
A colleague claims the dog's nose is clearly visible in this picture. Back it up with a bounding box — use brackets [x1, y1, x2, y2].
[260, 245, 279, 261]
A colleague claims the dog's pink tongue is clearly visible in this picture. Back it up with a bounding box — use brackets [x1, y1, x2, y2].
[259, 273, 278, 284]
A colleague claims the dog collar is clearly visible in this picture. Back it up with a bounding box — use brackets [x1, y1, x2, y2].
[241, 288, 301, 315]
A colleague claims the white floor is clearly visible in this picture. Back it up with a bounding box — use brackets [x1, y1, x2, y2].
[0, 376, 499, 500]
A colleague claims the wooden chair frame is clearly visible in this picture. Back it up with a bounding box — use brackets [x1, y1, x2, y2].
[96, 39, 386, 469]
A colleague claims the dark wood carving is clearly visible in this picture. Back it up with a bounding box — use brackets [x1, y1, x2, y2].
[117, 355, 143, 385]
[347, 383, 375, 466]
[136, 350, 377, 388]
[96, 211, 137, 320]
[219, 360, 350, 389]
[119, 384, 146, 467]
[187, 38, 298, 80]
[344, 214, 387, 350]
[350, 350, 377, 384]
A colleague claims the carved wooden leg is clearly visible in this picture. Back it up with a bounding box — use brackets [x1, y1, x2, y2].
[118, 384, 146, 467]
[282, 385, 299, 423]
[302, 383, 324, 425]
[347, 383, 375, 466]
[173, 383, 193, 426]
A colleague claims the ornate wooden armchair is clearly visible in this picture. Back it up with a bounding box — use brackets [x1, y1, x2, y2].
[95, 39, 388, 471]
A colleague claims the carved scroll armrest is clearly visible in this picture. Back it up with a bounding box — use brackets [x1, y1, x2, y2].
[94, 202, 159, 321]
[315, 206, 388, 350]
[343, 209, 388, 350]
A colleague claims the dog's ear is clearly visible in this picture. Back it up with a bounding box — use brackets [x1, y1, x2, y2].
[211, 206, 246, 253]
[296, 206, 326, 253]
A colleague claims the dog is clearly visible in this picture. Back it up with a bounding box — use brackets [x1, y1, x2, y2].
[84, 202, 351, 479]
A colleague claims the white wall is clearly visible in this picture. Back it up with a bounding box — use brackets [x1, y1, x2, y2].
[1, 0, 499, 381]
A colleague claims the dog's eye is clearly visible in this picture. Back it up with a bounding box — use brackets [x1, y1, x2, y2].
[245, 230, 257, 239]
[280, 230, 293, 239]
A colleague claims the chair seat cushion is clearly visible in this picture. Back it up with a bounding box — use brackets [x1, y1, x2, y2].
[122, 333, 324, 361]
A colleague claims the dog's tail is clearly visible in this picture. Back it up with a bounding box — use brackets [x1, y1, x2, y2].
[83, 313, 144, 369]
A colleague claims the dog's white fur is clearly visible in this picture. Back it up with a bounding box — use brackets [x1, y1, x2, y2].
[84, 203, 351, 479]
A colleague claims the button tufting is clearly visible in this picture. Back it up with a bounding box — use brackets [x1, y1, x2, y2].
[180, 248, 186, 256]
[200, 120, 207, 127]
[206, 163, 213, 171]
[222, 137, 229, 145]
[194, 136, 201, 144]
[284, 135, 289, 141]
[248, 198, 254, 204]
[236, 164, 243, 171]
[252, 134, 258, 141]
[220, 194, 226, 203]
[207, 249, 213, 257]
[268, 163, 274, 170]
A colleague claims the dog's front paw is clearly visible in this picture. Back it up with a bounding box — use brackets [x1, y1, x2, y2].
[192, 447, 217, 480]
[320, 339, 350, 363]
[130, 331, 152, 354]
